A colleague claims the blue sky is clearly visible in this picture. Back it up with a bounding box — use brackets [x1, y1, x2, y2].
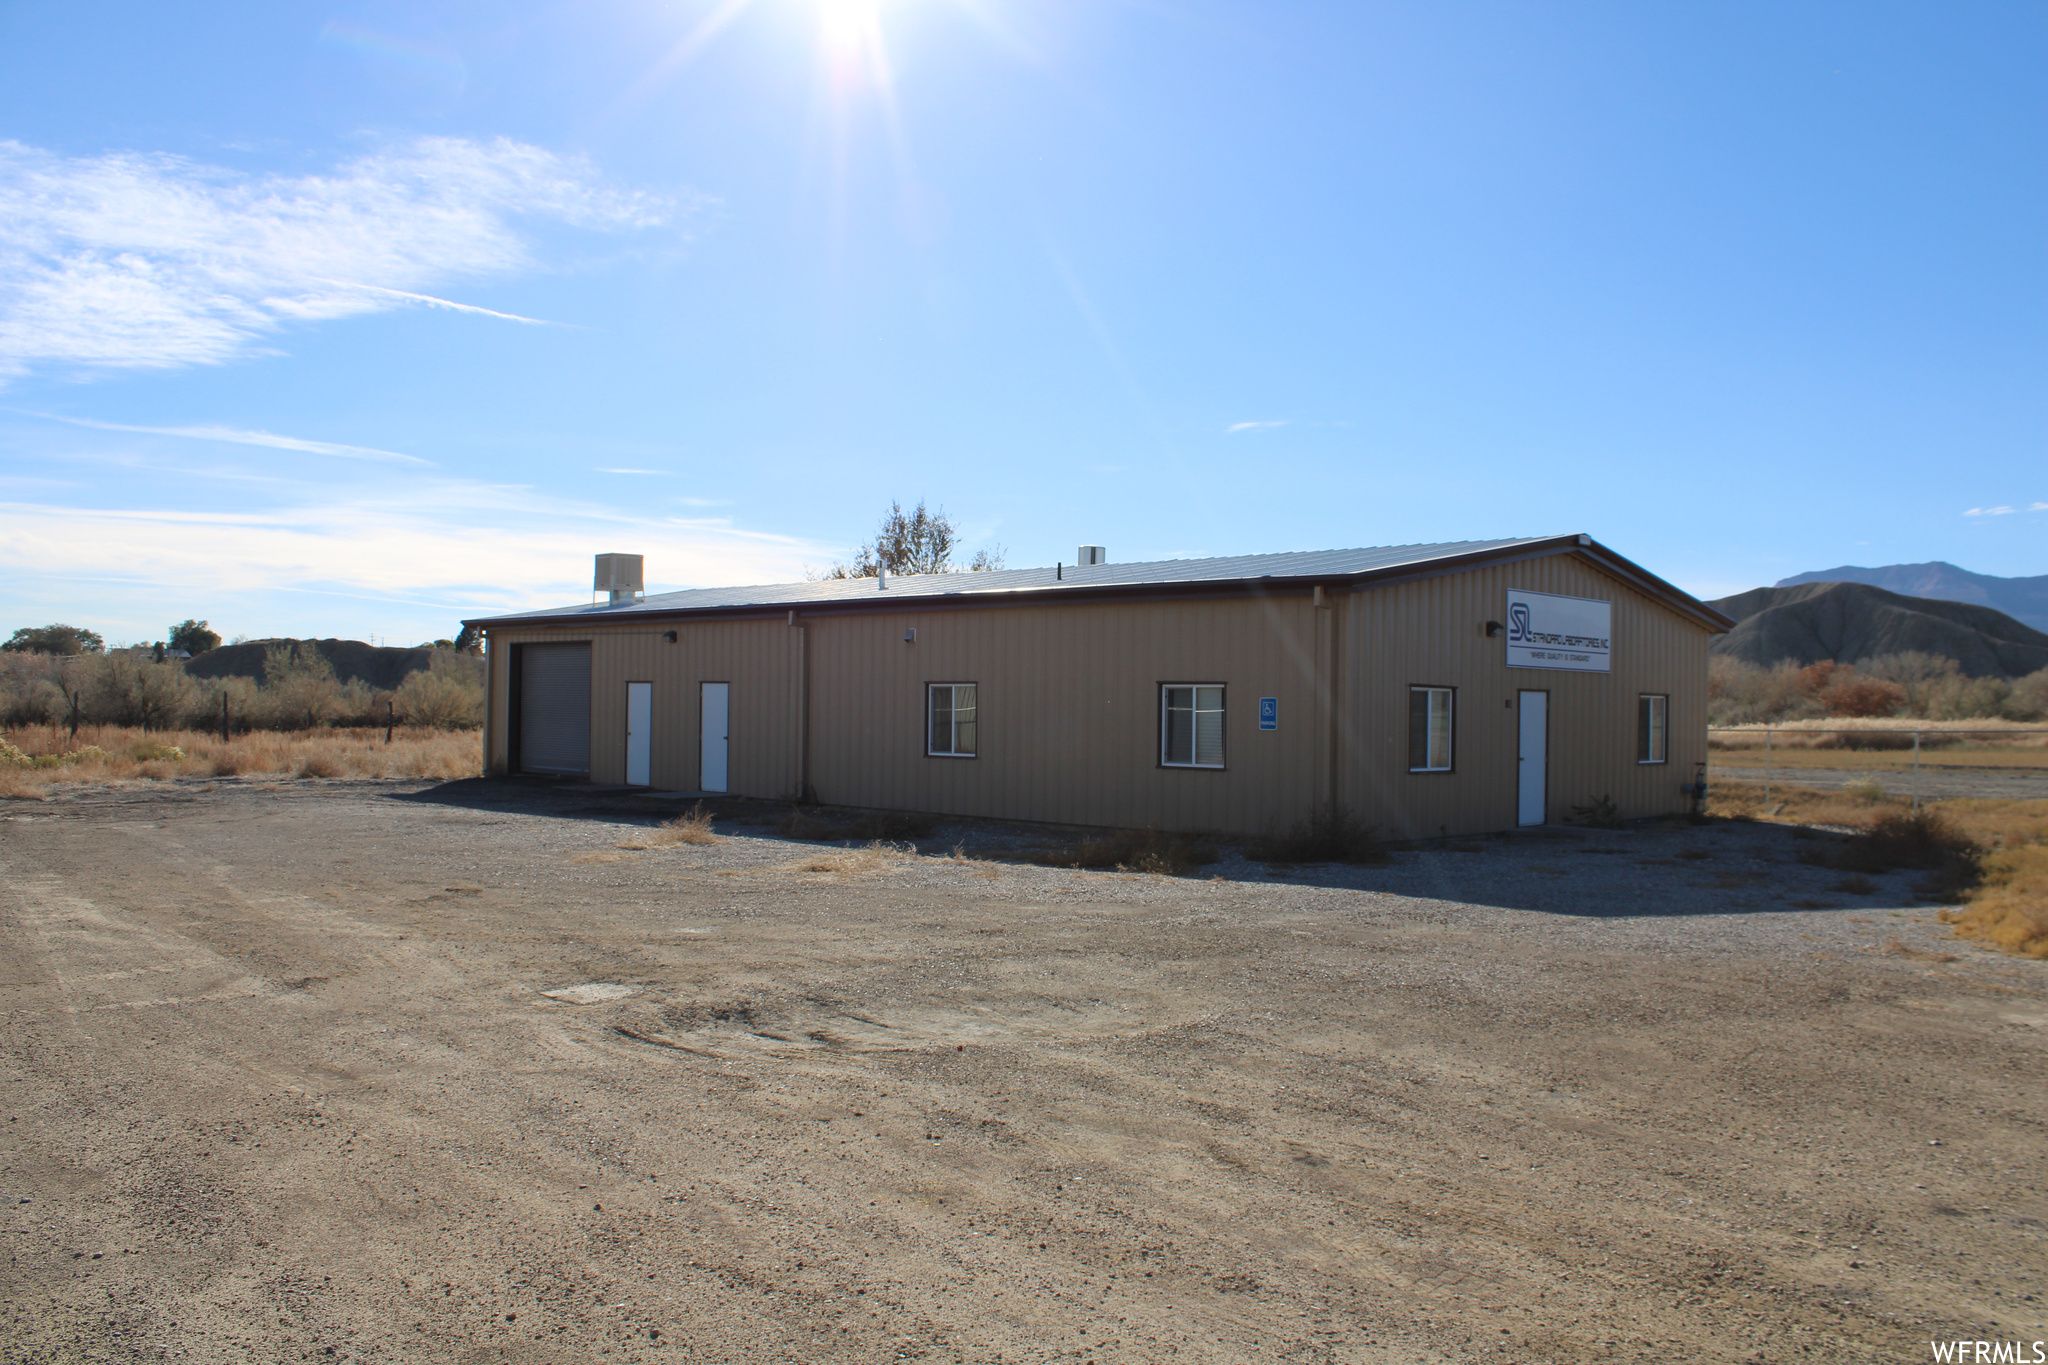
[0, 0, 2040, 647]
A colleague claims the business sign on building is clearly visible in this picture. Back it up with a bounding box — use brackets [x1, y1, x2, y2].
[1506, 589, 1611, 672]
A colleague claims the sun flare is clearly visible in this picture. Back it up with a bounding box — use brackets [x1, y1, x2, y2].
[814, 0, 891, 73]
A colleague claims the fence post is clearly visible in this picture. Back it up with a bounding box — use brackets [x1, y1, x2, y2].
[221, 692, 230, 744]
[386, 699, 394, 746]
[1764, 727, 1772, 810]
[1912, 730, 1921, 813]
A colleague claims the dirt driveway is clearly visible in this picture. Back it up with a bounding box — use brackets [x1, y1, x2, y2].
[2, 779, 2043, 1364]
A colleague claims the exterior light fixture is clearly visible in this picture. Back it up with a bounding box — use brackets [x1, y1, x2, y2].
[1484, 620, 1504, 637]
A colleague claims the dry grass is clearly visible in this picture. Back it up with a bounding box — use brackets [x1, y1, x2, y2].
[776, 808, 936, 843]
[1, 725, 480, 790]
[620, 802, 721, 849]
[1882, 937, 1960, 964]
[1709, 719, 2048, 755]
[1712, 778, 2047, 953]
[1245, 807, 1388, 866]
[1023, 829, 1219, 877]
[1930, 800, 2048, 960]
[1709, 745, 2048, 774]
[784, 842, 913, 876]
[945, 843, 1000, 878]
[1705, 778, 1906, 828]
[1788, 810, 1981, 903]
[1942, 846, 2048, 959]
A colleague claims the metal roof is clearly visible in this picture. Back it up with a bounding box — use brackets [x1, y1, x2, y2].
[466, 534, 1734, 631]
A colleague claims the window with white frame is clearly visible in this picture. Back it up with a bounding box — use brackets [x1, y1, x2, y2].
[927, 683, 977, 757]
[1160, 684, 1225, 768]
[1637, 693, 1668, 764]
[1408, 686, 1453, 772]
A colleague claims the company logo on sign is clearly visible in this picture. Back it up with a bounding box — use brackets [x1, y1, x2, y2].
[1505, 589, 1612, 673]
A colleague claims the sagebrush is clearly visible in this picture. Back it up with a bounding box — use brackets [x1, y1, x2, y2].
[0, 725, 481, 794]
[0, 645, 483, 732]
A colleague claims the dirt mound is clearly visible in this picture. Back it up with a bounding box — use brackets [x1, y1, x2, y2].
[1708, 581, 2048, 678]
[183, 638, 445, 691]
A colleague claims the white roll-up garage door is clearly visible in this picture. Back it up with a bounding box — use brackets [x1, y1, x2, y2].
[519, 643, 591, 775]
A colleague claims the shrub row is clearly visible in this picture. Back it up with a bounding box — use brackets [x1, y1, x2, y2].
[0, 644, 484, 732]
[1709, 652, 2048, 726]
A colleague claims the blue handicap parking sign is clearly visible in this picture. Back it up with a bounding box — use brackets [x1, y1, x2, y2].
[1259, 697, 1278, 730]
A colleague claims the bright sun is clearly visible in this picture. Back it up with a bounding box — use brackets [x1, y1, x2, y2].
[814, 0, 888, 66]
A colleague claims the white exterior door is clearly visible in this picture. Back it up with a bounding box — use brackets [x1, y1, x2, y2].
[699, 682, 729, 793]
[624, 682, 651, 787]
[1518, 690, 1548, 826]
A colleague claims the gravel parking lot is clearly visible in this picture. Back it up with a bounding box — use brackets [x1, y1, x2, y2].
[2, 779, 2044, 1364]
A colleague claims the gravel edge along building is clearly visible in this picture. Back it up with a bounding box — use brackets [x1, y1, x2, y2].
[465, 535, 1733, 839]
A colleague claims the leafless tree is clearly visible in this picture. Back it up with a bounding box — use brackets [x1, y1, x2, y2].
[811, 500, 1006, 579]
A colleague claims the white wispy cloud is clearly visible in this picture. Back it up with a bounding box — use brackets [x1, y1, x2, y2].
[305, 278, 564, 327]
[1964, 506, 2016, 517]
[598, 467, 672, 475]
[12, 410, 430, 464]
[0, 485, 828, 614]
[1227, 420, 1286, 434]
[0, 136, 680, 381]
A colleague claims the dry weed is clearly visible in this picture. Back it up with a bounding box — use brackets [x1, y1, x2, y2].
[1706, 778, 1910, 829]
[946, 843, 1000, 878]
[1790, 810, 1982, 902]
[0, 771, 47, 800]
[785, 841, 912, 876]
[1883, 937, 1960, 963]
[0, 725, 481, 786]
[1025, 829, 1218, 877]
[1709, 718, 2048, 750]
[776, 808, 935, 844]
[1246, 807, 1387, 865]
[622, 802, 721, 850]
[1942, 844, 2048, 959]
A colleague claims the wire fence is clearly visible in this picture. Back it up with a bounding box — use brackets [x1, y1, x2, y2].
[1705, 726, 2048, 811]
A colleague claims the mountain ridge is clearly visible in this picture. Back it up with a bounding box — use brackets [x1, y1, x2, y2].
[1707, 582, 2048, 678]
[1773, 561, 2048, 633]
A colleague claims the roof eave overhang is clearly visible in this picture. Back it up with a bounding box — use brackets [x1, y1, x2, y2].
[463, 535, 1734, 634]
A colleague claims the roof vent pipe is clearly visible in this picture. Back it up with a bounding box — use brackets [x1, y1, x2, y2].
[878, 562, 888, 590]
[1077, 545, 1107, 566]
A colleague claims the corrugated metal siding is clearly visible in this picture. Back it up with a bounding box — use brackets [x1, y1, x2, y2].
[485, 622, 797, 793]
[802, 596, 1327, 835]
[1340, 554, 1711, 837]
[481, 548, 1711, 836]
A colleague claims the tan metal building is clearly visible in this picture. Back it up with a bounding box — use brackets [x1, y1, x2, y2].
[466, 535, 1733, 839]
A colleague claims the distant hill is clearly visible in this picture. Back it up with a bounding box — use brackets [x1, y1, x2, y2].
[184, 638, 461, 692]
[1707, 582, 2048, 678]
[1775, 562, 2048, 633]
